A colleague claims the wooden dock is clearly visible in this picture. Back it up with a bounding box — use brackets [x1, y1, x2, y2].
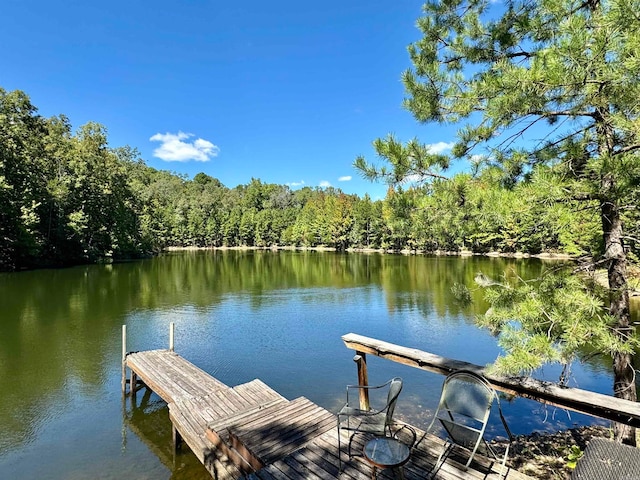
[124, 347, 535, 480]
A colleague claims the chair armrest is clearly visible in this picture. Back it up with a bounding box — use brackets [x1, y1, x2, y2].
[345, 378, 394, 404]
[346, 380, 393, 391]
[391, 423, 417, 448]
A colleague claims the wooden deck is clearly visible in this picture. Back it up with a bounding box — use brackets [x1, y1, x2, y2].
[125, 349, 535, 480]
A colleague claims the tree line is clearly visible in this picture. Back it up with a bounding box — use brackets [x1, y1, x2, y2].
[1, 86, 638, 272]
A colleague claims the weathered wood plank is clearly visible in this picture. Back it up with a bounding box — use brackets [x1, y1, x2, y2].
[221, 397, 332, 469]
[234, 400, 335, 463]
[257, 406, 334, 456]
[278, 453, 329, 480]
[208, 399, 289, 434]
[270, 406, 335, 447]
[127, 351, 180, 402]
[231, 397, 314, 435]
[296, 430, 376, 480]
[233, 379, 287, 404]
[146, 350, 227, 396]
[169, 399, 248, 480]
[280, 446, 339, 480]
[127, 350, 228, 404]
[342, 332, 640, 428]
[132, 351, 203, 399]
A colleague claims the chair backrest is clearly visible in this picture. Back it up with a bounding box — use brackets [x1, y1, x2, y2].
[436, 371, 495, 449]
[385, 377, 403, 425]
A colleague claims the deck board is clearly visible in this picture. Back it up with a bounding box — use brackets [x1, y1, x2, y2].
[127, 350, 228, 403]
[124, 349, 536, 480]
[228, 397, 336, 466]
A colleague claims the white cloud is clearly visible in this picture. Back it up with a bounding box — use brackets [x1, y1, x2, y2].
[319, 180, 332, 188]
[287, 180, 306, 187]
[149, 131, 220, 162]
[338, 176, 352, 182]
[427, 141, 455, 154]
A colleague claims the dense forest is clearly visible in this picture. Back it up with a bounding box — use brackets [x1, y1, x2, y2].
[1, 86, 638, 271]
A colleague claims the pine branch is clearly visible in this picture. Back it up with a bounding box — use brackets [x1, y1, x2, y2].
[528, 109, 597, 118]
[613, 143, 640, 156]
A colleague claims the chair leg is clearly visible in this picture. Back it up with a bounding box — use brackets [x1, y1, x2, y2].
[499, 443, 510, 480]
[337, 420, 342, 472]
[430, 441, 453, 479]
[484, 438, 511, 479]
[348, 431, 360, 460]
[464, 440, 485, 471]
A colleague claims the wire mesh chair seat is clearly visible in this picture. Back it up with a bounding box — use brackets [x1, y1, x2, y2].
[422, 370, 513, 479]
[337, 377, 403, 470]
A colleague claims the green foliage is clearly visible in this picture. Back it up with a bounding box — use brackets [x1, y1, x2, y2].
[0, 88, 145, 269]
[566, 445, 583, 469]
[477, 269, 638, 377]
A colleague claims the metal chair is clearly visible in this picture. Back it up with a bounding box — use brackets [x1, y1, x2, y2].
[337, 377, 403, 470]
[422, 370, 513, 478]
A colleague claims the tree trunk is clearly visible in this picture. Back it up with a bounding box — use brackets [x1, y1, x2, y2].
[601, 185, 637, 446]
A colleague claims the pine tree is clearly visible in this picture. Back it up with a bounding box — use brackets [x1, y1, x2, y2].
[356, 0, 640, 444]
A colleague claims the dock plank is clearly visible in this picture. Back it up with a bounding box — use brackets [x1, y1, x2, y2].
[127, 350, 228, 403]
[169, 399, 246, 480]
[228, 397, 336, 467]
[208, 399, 290, 434]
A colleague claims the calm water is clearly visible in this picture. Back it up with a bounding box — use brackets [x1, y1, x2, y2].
[0, 250, 636, 479]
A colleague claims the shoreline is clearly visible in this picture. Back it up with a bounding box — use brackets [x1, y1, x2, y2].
[164, 244, 575, 260]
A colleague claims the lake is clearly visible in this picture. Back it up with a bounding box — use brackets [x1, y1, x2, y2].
[0, 250, 635, 479]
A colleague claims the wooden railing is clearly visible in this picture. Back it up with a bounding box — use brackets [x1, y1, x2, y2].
[342, 333, 640, 428]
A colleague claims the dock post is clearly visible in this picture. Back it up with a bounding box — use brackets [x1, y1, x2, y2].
[354, 353, 370, 411]
[121, 325, 127, 395]
[169, 322, 175, 352]
[130, 370, 138, 402]
[173, 425, 183, 451]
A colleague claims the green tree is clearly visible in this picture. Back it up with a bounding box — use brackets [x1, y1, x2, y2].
[65, 123, 141, 260]
[476, 270, 638, 381]
[356, 0, 640, 443]
[0, 89, 50, 268]
[223, 205, 242, 246]
[239, 208, 256, 246]
[291, 191, 325, 246]
[350, 194, 375, 248]
[1, 89, 146, 268]
[382, 187, 418, 250]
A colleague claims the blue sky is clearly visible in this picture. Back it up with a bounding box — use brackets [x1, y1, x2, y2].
[2, 0, 458, 199]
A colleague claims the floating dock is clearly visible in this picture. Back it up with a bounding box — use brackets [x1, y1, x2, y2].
[122, 334, 534, 479]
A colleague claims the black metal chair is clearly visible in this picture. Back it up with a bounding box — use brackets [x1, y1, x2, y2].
[337, 377, 403, 471]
